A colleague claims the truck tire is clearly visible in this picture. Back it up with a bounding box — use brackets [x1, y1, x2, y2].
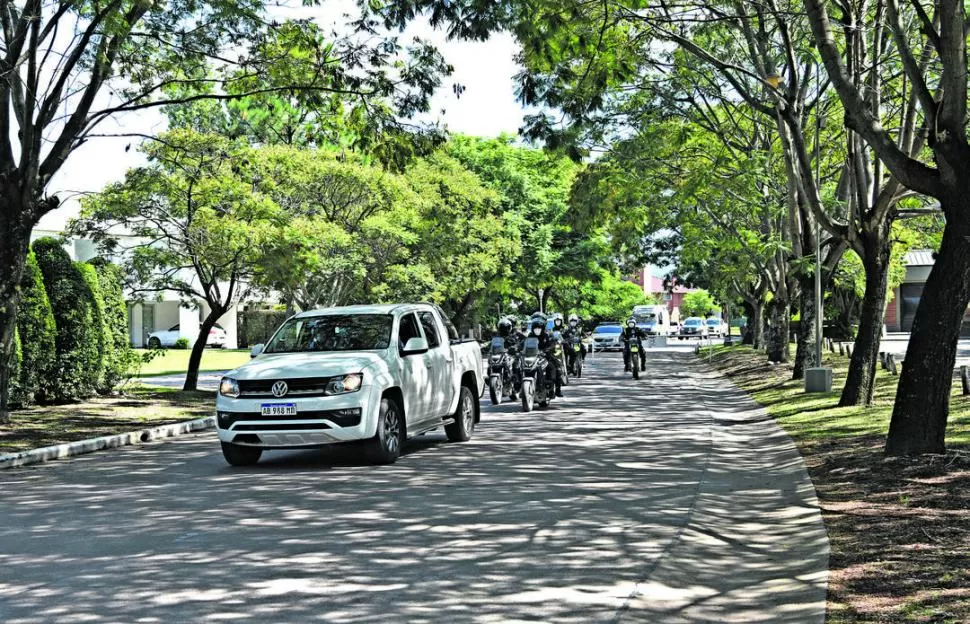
[446, 385, 476, 442]
[221, 442, 262, 466]
[366, 397, 403, 464]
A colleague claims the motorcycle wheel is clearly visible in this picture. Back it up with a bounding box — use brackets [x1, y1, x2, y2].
[521, 379, 534, 412]
[576, 360, 583, 378]
[632, 356, 639, 380]
[489, 376, 502, 406]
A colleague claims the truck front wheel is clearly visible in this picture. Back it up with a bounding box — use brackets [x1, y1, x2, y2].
[221, 442, 262, 466]
[367, 398, 404, 464]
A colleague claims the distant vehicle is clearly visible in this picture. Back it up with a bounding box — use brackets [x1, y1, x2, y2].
[632, 304, 671, 336]
[705, 318, 728, 337]
[591, 324, 623, 351]
[147, 323, 227, 349]
[679, 317, 709, 339]
[216, 303, 485, 466]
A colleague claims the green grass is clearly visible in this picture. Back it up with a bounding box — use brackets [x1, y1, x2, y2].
[135, 348, 251, 377]
[707, 345, 970, 623]
[0, 386, 214, 454]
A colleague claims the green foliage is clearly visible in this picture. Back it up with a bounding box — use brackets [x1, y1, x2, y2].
[32, 238, 98, 400]
[173, 338, 191, 350]
[91, 260, 138, 392]
[7, 330, 22, 408]
[552, 271, 652, 324]
[76, 263, 108, 393]
[681, 290, 719, 318]
[15, 250, 56, 405]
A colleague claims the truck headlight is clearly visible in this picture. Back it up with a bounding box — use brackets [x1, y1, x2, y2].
[326, 373, 363, 395]
[219, 377, 240, 398]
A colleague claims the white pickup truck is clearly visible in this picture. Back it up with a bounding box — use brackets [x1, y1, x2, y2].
[216, 303, 485, 466]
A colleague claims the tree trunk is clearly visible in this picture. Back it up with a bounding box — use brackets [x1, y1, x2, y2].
[886, 218, 970, 455]
[767, 299, 791, 363]
[183, 308, 223, 392]
[793, 275, 816, 380]
[751, 300, 765, 350]
[840, 230, 891, 406]
[0, 203, 32, 424]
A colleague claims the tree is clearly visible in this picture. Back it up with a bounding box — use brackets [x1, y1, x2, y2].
[77, 263, 109, 393]
[72, 130, 279, 391]
[14, 249, 55, 406]
[804, 0, 970, 455]
[0, 1, 450, 422]
[681, 290, 719, 318]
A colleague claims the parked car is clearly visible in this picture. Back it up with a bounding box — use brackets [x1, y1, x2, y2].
[679, 317, 709, 339]
[705, 318, 728, 337]
[591, 324, 623, 351]
[215, 303, 485, 466]
[147, 323, 227, 348]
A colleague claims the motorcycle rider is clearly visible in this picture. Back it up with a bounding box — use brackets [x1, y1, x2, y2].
[529, 313, 564, 397]
[621, 317, 647, 373]
[562, 314, 587, 360]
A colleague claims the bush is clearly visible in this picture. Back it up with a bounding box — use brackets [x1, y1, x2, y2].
[32, 238, 99, 400]
[7, 330, 23, 408]
[90, 260, 137, 392]
[173, 337, 190, 349]
[15, 249, 56, 405]
[77, 263, 108, 392]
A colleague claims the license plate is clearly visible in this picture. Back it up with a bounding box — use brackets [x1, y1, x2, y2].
[573, 345, 581, 352]
[261, 403, 296, 416]
[631, 346, 639, 353]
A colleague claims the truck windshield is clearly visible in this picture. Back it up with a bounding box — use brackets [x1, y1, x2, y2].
[264, 314, 393, 353]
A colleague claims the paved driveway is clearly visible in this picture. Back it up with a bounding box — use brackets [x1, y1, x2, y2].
[0, 347, 827, 623]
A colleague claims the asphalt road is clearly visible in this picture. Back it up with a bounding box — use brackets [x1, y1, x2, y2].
[0, 347, 827, 623]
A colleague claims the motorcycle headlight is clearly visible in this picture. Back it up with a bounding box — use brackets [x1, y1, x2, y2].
[219, 377, 240, 398]
[524, 356, 538, 368]
[325, 373, 363, 395]
[490, 355, 503, 364]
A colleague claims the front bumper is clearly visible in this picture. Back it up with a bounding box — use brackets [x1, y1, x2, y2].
[215, 384, 381, 448]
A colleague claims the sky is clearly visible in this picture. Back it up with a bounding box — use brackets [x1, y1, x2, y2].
[36, 11, 526, 231]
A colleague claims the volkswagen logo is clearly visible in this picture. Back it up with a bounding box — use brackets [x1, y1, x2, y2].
[271, 381, 288, 398]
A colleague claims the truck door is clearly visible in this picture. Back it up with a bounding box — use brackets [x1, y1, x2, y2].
[398, 312, 433, 424]
[419, 310, 453, 417]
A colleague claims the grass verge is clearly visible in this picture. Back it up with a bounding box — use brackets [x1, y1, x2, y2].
[134, 348, 251, 377]
[707, 345, 970, 623]
[0, 386, 214, 454]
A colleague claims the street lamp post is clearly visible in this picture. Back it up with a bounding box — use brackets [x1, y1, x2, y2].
[815, 62, 823, 370]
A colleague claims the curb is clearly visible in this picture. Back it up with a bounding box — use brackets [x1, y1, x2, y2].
[0, 416, 215, 470]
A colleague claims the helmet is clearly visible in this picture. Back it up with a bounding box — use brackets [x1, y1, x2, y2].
[529, 315, 546, 336]
[498, 317, 513, 336]
[568, 314, 579, 323]
[627, 318, 636, 327]
[553, 315, 564, 328]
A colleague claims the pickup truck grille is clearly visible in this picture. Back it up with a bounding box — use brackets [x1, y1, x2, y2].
[237, 377, 331, 398]
[218, 409, 362, 429]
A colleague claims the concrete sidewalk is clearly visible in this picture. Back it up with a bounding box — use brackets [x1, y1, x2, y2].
[620, 349, 829, 622]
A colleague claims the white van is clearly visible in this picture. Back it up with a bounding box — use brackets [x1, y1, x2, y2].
[632, 305, 671, 336]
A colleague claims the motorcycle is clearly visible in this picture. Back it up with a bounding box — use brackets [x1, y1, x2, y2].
[551, 330, 569, 386]
[519, 336, 556, 412]
[627, 334, 644, 380]
[487, 336, 518, 405]
[566, 334, 584, 378]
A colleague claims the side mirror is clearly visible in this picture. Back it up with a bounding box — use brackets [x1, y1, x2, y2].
[402, 336, 429, 355]
[250, 344, 264, 358]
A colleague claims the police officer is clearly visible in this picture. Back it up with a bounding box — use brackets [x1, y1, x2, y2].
[529, 313, 564, 397]
[562, 313, 587, 361]
[621, 317, 647, 372]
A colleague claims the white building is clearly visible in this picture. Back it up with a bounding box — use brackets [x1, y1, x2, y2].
[30, 229, 243, 349]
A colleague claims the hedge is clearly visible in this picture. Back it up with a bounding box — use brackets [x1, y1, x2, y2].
[90, 260, 137, 391]
[77, 262, 108, 393]
[15, 249, 56, 406]
[7, 329, 23, 407]
[32, 238, 99, 400]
